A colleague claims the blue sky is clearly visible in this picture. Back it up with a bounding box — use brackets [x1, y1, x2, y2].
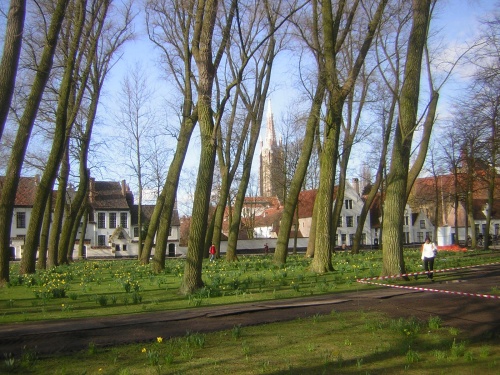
[0, 1, 497, 215]
[95, 0, 499, 215]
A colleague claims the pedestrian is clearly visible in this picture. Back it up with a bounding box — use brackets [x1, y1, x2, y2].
[209, 243, 216, 261]
[264, 243, 269, 255]
[421, 237, 437, 280]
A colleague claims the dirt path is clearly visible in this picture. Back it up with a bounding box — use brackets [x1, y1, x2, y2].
[0, 264, 499, 357]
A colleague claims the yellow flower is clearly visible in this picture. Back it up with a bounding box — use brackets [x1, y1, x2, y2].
[157, 337, 163, 343]
[141, 348, 147, 353]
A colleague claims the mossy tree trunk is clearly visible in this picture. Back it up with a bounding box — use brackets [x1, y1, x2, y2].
[311, 0, 388, 273]
[0, 0, 69, 284]
[20, 0, 86, 275]
[141, 0, 197, 266]
[180, 0, 237, 295]
[382, 0, 432, 276]
[0, 0, 25, 139]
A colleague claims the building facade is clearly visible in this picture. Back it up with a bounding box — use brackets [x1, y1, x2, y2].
[2, 176, 180, 259]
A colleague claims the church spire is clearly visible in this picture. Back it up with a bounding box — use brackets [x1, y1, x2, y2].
[264, 99, 276, 149]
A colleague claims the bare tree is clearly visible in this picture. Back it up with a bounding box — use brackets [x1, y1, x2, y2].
[0, 0, 25, 140]
[0, 0, 69, 283]
[381, 0, 434, 276]
[311, 0, 388, 273]
[116, 62, 156, 259]
[140, 0, 199, 270]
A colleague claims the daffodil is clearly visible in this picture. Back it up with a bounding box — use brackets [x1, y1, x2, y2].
[142, 348, 147, 353]
[157, 337, 163, 343]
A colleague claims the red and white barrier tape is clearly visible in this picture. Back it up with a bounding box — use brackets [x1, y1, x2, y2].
[356, 262, 500, 300]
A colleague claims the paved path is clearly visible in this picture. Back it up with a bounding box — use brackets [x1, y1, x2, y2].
[0, 264, 499, 357]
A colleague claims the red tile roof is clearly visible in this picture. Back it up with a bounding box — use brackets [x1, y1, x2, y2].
[0, 176, 39, 206]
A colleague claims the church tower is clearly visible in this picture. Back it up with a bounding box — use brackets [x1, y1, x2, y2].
[260, 100, 284, 200]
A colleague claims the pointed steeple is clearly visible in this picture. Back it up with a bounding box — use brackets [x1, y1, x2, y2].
[264, 99, 276, 149]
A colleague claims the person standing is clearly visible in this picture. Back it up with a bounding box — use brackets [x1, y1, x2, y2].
[209, 243, 216, 261]
[421, 237, 437, 280]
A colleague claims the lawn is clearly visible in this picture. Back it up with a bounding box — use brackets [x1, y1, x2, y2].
[1, 249, 499, 374]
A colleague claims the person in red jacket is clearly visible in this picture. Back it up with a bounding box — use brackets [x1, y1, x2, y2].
[209, 243, 216, 261]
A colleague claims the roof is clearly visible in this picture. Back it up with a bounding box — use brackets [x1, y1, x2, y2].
[243, 196, 281, 209]
[0, 176, 39, 207]
[131, 204, 181, 226]
[296, 190, 317, 219]
[90, 181, 130, 210]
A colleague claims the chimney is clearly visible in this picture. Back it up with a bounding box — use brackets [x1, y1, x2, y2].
[352, 178, 360, 196]
[121, 180, 127, 196]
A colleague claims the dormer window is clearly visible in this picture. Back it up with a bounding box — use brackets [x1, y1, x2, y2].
[345, 199, 353, 209]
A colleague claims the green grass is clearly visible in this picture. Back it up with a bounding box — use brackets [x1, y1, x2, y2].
[1, 249, 500, 374]
[1, 249, 499, 324]
[3, 312, 499, 374]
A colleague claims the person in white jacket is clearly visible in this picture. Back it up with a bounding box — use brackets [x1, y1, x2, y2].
[421, 237, 437, 280]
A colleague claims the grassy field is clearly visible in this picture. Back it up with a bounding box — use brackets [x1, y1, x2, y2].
[1, 249, 499, 374]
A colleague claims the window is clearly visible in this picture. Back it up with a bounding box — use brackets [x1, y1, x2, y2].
[417, 232, 424, 243]
[419, 220, 426, 229]
[115, 244, 120, 252]
[345, 199, 353, 209]
[346, 216, 353, 227]
[349, 234, 354, 245]
[404, 232, 410, 244]
[98, 213, 106, 229]
[404, 216, 409, 226]
[120, 212, 128, 228]
[134, 227, 139, 237]
[109, 213, 117, 229]
[341, 234, 347, 244]
[97, 235, 106, 246]
[495, 224, 499, 236]
[16, 212, 26, 229]
[337, 216, 343, 227]
[361, 233, 366, 245]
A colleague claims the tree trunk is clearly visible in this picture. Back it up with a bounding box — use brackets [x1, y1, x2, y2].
[180, 102, 217, 294]
[275, 81, 325, 264]
[0, 0, 26, 139]
[311, 101, 341, 273]
[78, 205, 88, 260]
[151, 204, 167, 273]
[311, 0, 388, 273]
[36, 194, 52, 270]
[20, 0, 86, 275]
[381, 0, 432, 276]
[0, 0, 69, 284]
[59, 166, 88, 264]
[141, 112, 197, 265]
[180, 0, 237, 294]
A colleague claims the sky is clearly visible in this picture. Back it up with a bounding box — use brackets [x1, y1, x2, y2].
[95, 0, 500, 216]
[1, 0, 498, 217]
